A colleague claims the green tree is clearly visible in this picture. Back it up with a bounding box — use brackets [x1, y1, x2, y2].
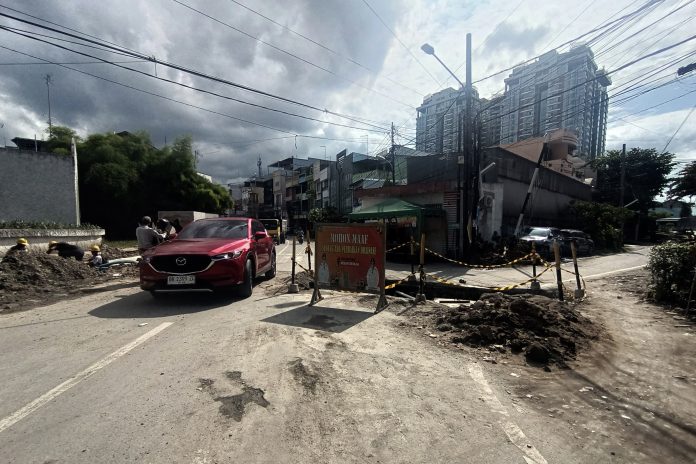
[591, 148, 675, 241]
[669, 161, 696, 200]
[591, 147, 675, 209]
[44, 125, 80, 156]
[567, 201, 631, 249]
[73, 130, 231, 238]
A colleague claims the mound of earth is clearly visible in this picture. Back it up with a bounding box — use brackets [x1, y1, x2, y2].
[437, 293, 599, 366]
[0, 249, 139, 313]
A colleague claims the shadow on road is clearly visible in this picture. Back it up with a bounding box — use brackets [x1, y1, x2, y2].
[88, 291, 233, 318]
[262, 305, 373, 333]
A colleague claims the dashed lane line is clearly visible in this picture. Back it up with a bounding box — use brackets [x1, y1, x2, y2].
[468, 363, 549, 464]
[0, 322, 174, 434]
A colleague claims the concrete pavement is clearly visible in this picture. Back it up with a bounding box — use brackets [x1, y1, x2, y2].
[0, 245, 658, 463]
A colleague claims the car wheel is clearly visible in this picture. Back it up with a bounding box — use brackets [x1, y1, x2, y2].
[265, 251, 276, 279]
[237, 259, 253, 298]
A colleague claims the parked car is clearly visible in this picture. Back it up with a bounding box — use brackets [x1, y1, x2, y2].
[519, 227, 562, 256]
[559, 229, 594, 256]
[139, 217, 275, 298]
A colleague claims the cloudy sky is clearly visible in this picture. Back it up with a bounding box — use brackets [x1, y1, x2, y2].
[1, 0, 695, 184]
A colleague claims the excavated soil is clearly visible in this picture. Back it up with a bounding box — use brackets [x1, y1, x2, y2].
[0, 248, 139, 313]
[422, 293, 600, 367]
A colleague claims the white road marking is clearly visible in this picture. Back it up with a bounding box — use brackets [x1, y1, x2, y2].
[0, 322, 174, 434]
[578, 264, 646, 281]
[468, 363, 549, 464]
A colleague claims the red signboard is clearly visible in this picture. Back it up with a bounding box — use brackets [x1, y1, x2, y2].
[310, 223, 387, 311]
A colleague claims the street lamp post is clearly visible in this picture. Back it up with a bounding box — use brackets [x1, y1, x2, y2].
[421, 35, 473, 258]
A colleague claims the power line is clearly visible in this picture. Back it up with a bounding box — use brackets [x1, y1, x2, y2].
[472, 0, 666, 84]
[360, 0, 443, 87]
[225, 0, 425, 97]
[0, 44, 374, 144]
[170, 0, 417, 110]
[661, 103, 696, 153]
[0, 8, 395, 129]
[0, 59, 148, 65]
[0, 27, 391, 134]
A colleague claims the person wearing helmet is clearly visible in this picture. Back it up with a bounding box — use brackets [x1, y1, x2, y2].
[136, 216, 165, 254]
[8, 237, 29, 253]
[47, 241, 85, 261]
[88, 244, 104, 267]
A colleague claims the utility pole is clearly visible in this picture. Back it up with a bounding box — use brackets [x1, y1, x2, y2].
[461, 32, 472, 254]
[620, 144, 626, 240]
[620, 144, 626, 208]
[45, 74, 53, 137]
[257, 155, 262, 177]
[390, 122, 396, 185]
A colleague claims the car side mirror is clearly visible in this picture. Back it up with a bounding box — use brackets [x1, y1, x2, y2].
[254, 231, 267, 241]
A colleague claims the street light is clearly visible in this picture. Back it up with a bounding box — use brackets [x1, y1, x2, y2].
[422, 37, 473, 257]
[420, 43, 465, 88]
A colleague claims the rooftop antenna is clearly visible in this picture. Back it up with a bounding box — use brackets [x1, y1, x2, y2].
[44, 74, 53, 137]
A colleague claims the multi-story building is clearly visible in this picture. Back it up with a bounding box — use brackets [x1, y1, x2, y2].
[415, 87, 480, 154]
[499, 44, 610, 160]
[479, 94, 504, 148]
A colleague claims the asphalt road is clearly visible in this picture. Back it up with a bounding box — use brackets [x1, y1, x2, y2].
[0, 245, 656, 463]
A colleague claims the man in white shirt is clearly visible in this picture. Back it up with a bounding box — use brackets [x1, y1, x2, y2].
[136, 216, 164, 254]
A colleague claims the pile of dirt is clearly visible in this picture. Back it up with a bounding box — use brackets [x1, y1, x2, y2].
[437, 293, 599, 366]
[100, 244, 139, 260]
[0, 249, 139, 313]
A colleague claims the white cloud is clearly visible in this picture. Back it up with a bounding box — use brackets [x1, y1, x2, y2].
[0, 0, 694, 182]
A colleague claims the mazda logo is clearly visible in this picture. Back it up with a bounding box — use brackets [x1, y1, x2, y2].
[175, 257, 187, 266]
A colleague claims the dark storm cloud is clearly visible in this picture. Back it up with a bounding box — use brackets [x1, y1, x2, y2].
[0, 0, 404, 181]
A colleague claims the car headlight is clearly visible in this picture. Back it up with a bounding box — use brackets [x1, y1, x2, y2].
[211, 250, 243, 261]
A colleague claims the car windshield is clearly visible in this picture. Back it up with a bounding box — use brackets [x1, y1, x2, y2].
[528, 228, 549, 237]
[178, 220, 248, 239]
[260, 220, 278, 229]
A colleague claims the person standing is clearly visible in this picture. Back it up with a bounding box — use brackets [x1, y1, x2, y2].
[136, 216, 164, 254]
[47, 241, 85, 261]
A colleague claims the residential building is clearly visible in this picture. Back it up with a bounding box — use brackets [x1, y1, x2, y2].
[415, 87, 480, 154]
[499, 44, 611, 160]
[501, 129, 591, 180]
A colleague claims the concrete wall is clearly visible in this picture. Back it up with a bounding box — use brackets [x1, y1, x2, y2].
[0, 148, 79, 224]
[0, 228, 105, 256]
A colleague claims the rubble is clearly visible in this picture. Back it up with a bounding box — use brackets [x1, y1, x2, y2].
[0, 247, 139, 313]
[437, 292, 599, 367]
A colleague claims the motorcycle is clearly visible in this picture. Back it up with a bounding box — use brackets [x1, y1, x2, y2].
[297, 231, 304, 244]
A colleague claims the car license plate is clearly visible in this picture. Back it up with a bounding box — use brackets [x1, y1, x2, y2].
[167, 275, 195, 285]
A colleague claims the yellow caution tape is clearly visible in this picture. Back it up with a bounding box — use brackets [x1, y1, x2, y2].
[424, 248, 537, 269]
[424, 264, 554, 292]
[387, 241, 412, 253]
[385, 274, 416, 290]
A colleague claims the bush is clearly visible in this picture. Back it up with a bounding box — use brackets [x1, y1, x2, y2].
[567, 201, 630, 250]
[0, 220, 102, 230]
[647, 241, 696, 306]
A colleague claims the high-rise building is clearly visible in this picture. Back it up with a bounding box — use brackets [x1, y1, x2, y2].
[499, 45, 610, 160]
[415, 87, 480, 154]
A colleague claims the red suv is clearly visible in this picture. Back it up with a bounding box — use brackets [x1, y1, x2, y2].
[139, 217, 275, 298]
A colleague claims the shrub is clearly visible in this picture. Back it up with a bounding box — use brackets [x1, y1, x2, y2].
[647, 241, 696, 306]
[567, 201, 630, 250]
[0, 220, 102, 230]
